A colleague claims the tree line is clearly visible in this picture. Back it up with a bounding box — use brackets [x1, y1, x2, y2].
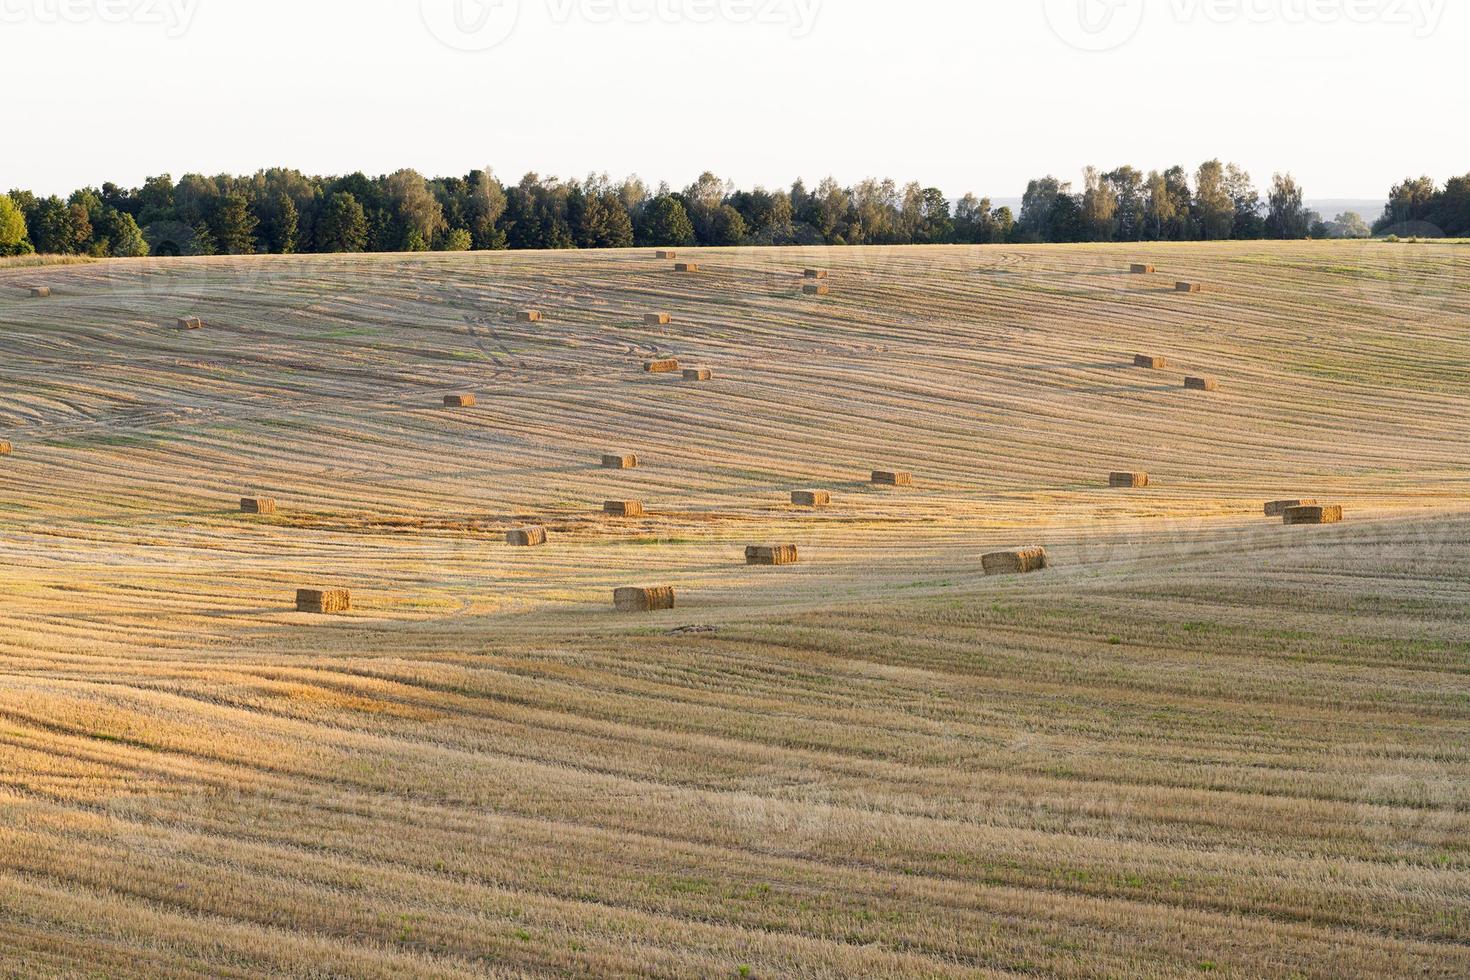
[0, 163, 1463, 259]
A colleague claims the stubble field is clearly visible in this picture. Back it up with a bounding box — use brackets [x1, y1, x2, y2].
[1, 241, 1467, 977]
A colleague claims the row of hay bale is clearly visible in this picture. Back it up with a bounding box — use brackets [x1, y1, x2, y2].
[1130, 261, 1204, 293]
[1133, 353, 1218, 391]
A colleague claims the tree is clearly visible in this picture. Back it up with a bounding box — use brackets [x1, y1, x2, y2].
[1224, 164, 1263, 239]
[440, 228, 473, 251]
[1103, 166, 1145, 241]
[1323, 212, 1371, 239]
[212, 192, 259, 254]
[261, 192, 298, 254]
[0, 195, 29, 255]
[1193, 160, 1236, 240]
[29, 197, 90, 254]
[384, 169, 447, 251]
[1080, 166, 1119, 242]
[1265, 173, 1310, 239]
[1019, 176, 1066, 240]
[317, 192, 368, 252]
[465, 169, 508, 249]
[708, 204, 747, 246]
[636, 195, 695, 247]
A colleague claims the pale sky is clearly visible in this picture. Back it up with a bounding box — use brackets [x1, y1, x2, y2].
[3, 0, 1466, 199]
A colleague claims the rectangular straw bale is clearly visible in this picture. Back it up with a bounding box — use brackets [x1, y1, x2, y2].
[506, 526, 548, 547]
[177, 317, 203, 330]
[1265, 498, 1318, 517]
[29, 287, 51, 298]
[656, 250, 676, 259]
[0, 441, 11, 455]
[872, 470, 912, 487]
[1134, 354, 1168, 369]
[1110, 472, 1149, 488]
[518, 310, 542, 322]
[604, 500, 645, 517]
[645, 313, 672, 325]
[1130, 264, 1156, 274]
[602, 453, 638, 469]
[1185, 376, 1219, 391]
[643, 358, 679, 373]
[675, 262, 699, 272]
[804, 269, 828, 279]
[444, 394, 476, 407]
[803, 283, 830, 296]
[1176, 281, 1203, 293]
[240, 497, 276, 515]
[746, 545, 800, 566]
[1284, 504, 1343, 525]
[296, 588, 351, 614]
[791, 490, 830, 507]
[614, 586, 676, 613]
[682, 367, 711, 381]
[982, 547, 1049, 576]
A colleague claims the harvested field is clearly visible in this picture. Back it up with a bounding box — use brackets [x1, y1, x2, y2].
[1, 243, 1468, 977]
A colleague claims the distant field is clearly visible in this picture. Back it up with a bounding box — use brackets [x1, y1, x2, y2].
[1, 242, 1467, 977]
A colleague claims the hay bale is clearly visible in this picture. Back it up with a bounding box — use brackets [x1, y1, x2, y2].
[602, 453, 638, 469]
[1175, 282, 1203, 293]
[682, 367, 712, 381]
[1134, 354, 1168, 369]
[296, 588, 351, 614]
[518, 310, 542, 323]
[803, 283, 830, 296]
[804, 269, 828, 279]
[746, 545, 799, 566]
[1284, 504, 1343, 526]
[791, 490, 830, 507]
[0, 441, 11, 455]
[643, 358, 679, 374]
[1184, 376, 1219, 391]
[982, 547, 1049, 576]
[29, 287, 51, 298]
[645, 313, 672, 326]
[1264, 498, 1318, 517]
[604, 500, 645, 517]
[872, 470, 913, 487]
[1109, 472, 1149, 488]
[240, 497, 277, 515]
[675, 262, 700, 273]
[177, 316, 204, 330]
[1130, 264, 1156, 274]
[444, 394, 477, 407]
[614, 586, 676, 613]
[506, 526, 548, 547]
[655, 250, 677, 259]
